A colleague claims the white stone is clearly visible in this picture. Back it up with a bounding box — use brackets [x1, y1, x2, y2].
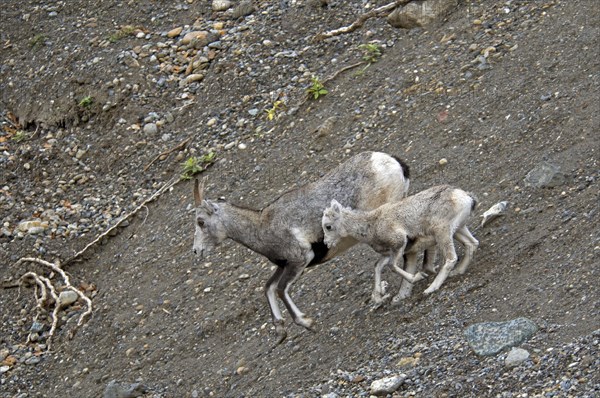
[505, 347, 530, 367]
[59, 290, 79, 307]
[370, 374, 406, 396]
[212, 0, 232, 11]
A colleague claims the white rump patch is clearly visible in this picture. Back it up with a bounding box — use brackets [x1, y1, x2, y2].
[370, 152, 408, 196]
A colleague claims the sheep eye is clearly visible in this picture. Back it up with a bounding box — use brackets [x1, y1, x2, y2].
[197, 219, 205, 228]
[325, 225, 332, 231]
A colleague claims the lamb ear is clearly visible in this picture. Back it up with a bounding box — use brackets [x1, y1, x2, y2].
[330, 199, 342, 213]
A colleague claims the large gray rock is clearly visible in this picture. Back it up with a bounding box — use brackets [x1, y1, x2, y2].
[464, 317, 538, 356]
[388, 0, 458, 29]
[525, 161, 566, 188]
[103, 380, 147, 398]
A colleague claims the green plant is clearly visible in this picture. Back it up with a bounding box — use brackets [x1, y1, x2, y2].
[11, 130, 27, 142]
[108, 25, 137, 43]
[79, 96, 94, 108]
[181, 152, 216, 180]
[359, 43, 382, 64]
[307, 76, 328, 100]
[29, 34, 47, 49]
[265, 100, 285, 121]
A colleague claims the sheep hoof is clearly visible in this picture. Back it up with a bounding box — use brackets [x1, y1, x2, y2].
[296, 315, 314, 330]
[423, 286, 437, 295]
[414, 272, 428, 282]
[392, 292, 410, 304]
[275, 322, 287, 344]
[371, 292, 390, 305]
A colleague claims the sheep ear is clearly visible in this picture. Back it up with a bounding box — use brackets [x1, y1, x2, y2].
[202, 200, 219, 215]
[330, 199, 342, 213]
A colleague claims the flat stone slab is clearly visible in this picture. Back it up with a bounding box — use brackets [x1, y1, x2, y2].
[464, 317, 538, 356]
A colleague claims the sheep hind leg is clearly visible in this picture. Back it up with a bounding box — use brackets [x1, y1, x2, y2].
[423, 247, 438, 274]
[276, 262, 314, 331]
[392, 251, 427, 304]
[423, 233, 457, 295]
[372, 256, 391, 305]
[450, 226, 479, 277]
[265, 266, 288, 343]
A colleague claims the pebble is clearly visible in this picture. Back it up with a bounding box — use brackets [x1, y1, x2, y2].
[505, 347, 530, 367]
[167, 27, 183, 38]
[143, 123, 158, 135]
[181, 31, 208, 45]
[25, 356, 41, 365]
[0, 365, 10, 374]
[58, 290, 79, 307]
[212, 0, 232, 12]
[370, 375, 406, 396]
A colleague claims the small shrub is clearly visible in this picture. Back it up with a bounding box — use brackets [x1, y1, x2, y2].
[181, 152, 216, 180]
[265, 100, 285, 121]
[79, 96, 94, 108]
[29, 34, 47, 50]
[11, 130, 27, 142]
[359, 43, 382, 64]
[108, 25, 137, 43]
[307, 76, 328, 100]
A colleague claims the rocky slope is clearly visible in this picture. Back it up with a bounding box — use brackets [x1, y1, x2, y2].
[1, 0, 598, 397]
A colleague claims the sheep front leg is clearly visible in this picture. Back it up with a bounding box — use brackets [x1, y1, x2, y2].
[372, 256, 391, 305]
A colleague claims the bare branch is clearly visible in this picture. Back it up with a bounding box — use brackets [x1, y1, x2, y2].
[314, 0, 411, 41]
[64, 176, 180, 265]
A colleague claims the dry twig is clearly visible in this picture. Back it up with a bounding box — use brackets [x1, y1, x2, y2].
[64, 176, 180, 265]
[13, 257, 94, 350]
[143, 136, 192, 172]
[314, 0, 411, 41]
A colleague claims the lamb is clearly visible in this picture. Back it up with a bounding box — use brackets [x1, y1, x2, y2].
[192, 151, 411, 342]
[322, 185, 479, 302]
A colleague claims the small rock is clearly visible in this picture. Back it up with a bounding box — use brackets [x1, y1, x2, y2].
[58, 290, 79, 307]
[25, 356, 41, 365]
[167, 27, 183, 38]
[438, 158, 448, 166]
[370, 374, 406, 396]
[388, 0, 458, 29]
[181, 74, 204, 86]
[0, 365, 10, 374]
[181, 31, 208, 46]
[232, 1, 256, 19]
[143, 123, 158, 135]
[212, 0, 232, 11]
[480, 201, 509, 227]
[505, 347, 530, 367]
[238, 143, 247, 150]
[17, 220, 49, 235]
[30, 321, 44, 333]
